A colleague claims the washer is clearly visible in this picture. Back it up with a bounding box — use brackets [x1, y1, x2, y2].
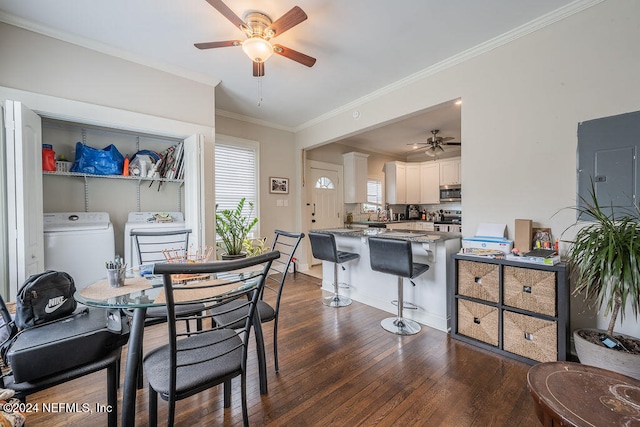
[43, 212, 115, 290]
[123, 211, 186, 273]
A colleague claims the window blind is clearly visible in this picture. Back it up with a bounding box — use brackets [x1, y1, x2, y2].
[215, 143, 259, 237]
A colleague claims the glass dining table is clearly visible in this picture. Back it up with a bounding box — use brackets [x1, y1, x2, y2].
[75, 270, 269, 427]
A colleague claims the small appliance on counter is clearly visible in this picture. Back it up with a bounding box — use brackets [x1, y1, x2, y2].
[407, 205, 420, 220]
[462, 223, 513, 254]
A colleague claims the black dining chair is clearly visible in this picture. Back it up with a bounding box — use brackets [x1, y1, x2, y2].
[210, 230, 305, 372]
[0, 295, 126, 427]
[130, 229, 205, 331]
[144, 250, 279, 427]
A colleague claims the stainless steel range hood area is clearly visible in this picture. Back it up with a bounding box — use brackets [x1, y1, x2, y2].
[439, 184, 461, 202]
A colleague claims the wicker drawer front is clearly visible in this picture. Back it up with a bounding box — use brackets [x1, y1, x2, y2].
[457, 261, 499, 303]
[503, 311, 557, 362]
[457, 300, 499, 346]
[503, 266, 556, 316]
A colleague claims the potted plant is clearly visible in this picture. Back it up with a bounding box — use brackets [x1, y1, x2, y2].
[563, 182, 640, 379]
[215, 198, 259, 259]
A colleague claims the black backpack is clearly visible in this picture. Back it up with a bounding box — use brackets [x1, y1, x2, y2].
[15, 270, 77, 329]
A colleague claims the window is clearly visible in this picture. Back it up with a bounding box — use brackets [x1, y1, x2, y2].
[215, 138, 259, 238]
[314, 176, 335, 189]
[362, 178, 382, 212]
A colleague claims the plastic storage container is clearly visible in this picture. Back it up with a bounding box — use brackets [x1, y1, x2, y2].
[42, 144, 56, 171]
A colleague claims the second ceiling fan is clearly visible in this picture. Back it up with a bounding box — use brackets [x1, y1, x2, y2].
[410, 130, 461, 157]
[195, 0, 316, 76]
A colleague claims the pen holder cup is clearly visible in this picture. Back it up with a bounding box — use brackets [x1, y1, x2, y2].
[106, 267, 126, 288]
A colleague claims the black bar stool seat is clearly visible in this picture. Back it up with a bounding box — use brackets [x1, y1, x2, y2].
[309, 232, 360, 307]
[368, 237, 429, 335]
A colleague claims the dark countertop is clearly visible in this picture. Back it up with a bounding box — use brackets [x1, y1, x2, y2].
[314, 227, 461, 243]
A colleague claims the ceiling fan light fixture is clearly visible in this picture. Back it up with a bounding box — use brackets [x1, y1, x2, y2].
[425, 148, 437, 157]
[242, 37, 273, 62]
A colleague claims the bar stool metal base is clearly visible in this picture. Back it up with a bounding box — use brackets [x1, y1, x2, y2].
[323, 294, 352, 307]
[381, 317, 421, 335]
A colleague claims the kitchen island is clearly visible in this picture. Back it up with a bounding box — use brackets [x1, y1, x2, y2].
[315, 228, 461, 332]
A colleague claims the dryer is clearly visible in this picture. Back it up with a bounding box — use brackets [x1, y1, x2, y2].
[43, 212, 115, 290]
[123, 211, 186, 273]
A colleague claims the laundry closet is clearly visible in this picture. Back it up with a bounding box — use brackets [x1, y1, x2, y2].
[2, 91, 209, 300]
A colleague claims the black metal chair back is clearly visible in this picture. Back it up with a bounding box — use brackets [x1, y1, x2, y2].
[130, 229, 192, 266]
[145, 250, 279, 427]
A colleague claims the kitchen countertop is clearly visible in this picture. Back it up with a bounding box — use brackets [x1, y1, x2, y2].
[349, 220, 433, 226]
[315, 227, 461, 243]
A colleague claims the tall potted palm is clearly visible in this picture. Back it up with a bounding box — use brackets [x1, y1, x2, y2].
[215, 198, 259, 259]
[564, 182, 640, 379]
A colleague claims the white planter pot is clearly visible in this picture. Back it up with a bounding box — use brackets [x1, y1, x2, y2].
[573, 328, 640, 380]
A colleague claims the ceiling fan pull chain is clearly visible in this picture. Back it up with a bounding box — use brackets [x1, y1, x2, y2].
[257, 71, 264, 106]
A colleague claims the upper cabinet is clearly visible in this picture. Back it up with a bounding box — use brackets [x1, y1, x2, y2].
[439, 157, 461, 186]
[385, 161, 406, 204]
[405, 163, 421, 204]
[420, 162, 440, 204]
[343, 152, 369, 203]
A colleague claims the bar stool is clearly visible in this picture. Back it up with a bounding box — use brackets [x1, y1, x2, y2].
[368, 237, 430, 335]
[308, 232, 360, 307]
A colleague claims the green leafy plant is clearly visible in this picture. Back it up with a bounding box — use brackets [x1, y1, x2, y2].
[563, 181, 640, 338]
[215, 198, 259, 256]
[243, 237, 268, 257]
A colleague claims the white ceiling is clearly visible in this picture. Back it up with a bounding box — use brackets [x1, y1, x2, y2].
[0, 0, 579, 157]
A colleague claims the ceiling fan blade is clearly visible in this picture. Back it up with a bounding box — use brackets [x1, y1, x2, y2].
[253, 61, 265, 77]
[443, 141, 461, 146]
[205, 0, 245, 30]
[440, 136, 455, 142]
[194, 40, 241, 49]
[273, 44, 316, 67]
[266, 6, 307, 37]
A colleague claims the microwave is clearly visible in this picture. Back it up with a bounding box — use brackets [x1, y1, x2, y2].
[440, 185, 461, 202]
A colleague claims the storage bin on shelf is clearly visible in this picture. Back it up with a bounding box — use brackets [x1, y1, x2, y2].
[55, 161, 73, 172]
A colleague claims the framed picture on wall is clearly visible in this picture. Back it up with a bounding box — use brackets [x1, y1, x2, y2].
[270, 177, 289, 194]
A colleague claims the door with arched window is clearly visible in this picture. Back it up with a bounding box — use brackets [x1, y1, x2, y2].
[309, 166, 341, 264]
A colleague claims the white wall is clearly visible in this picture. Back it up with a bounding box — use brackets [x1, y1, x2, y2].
[294, 1, 640, 335]
[214, 115, 298, 248]
[0, 22, 218, 246]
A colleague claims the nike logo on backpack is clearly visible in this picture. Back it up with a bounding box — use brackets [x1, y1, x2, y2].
[44, 296, 68, 313]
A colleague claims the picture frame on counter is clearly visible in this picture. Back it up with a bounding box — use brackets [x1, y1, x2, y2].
[270, 177, 289, 194]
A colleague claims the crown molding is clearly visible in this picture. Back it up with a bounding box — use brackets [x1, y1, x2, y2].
[0, 11, 221, 87]
[215, 109, 295, 133]
[294, 0, 603, 133]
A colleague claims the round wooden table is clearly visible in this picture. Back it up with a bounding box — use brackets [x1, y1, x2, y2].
[527, 361, 640, 426]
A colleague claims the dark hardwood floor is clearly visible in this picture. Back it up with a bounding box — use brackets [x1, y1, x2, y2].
[25, 273, 540, 426]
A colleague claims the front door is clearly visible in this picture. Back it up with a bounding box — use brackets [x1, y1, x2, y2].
[309, 164, 342, 265]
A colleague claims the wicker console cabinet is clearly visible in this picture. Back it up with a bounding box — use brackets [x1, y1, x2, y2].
[451, 254, 569, 364]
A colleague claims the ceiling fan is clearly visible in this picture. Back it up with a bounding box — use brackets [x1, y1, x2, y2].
[409, 129, 461, 157]
[195, 0, 316, 77]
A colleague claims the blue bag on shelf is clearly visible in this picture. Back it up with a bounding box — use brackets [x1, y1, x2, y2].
[70, 142, 124, 175]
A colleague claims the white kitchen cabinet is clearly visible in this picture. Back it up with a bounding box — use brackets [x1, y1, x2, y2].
[405, 163, 421, 204]
[385, 161, 406, 204]
[419, 162, 440, 204]
[343, 152, 369, 203]
[416, 221, 435, 232]
[439, 157, 461, 186]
